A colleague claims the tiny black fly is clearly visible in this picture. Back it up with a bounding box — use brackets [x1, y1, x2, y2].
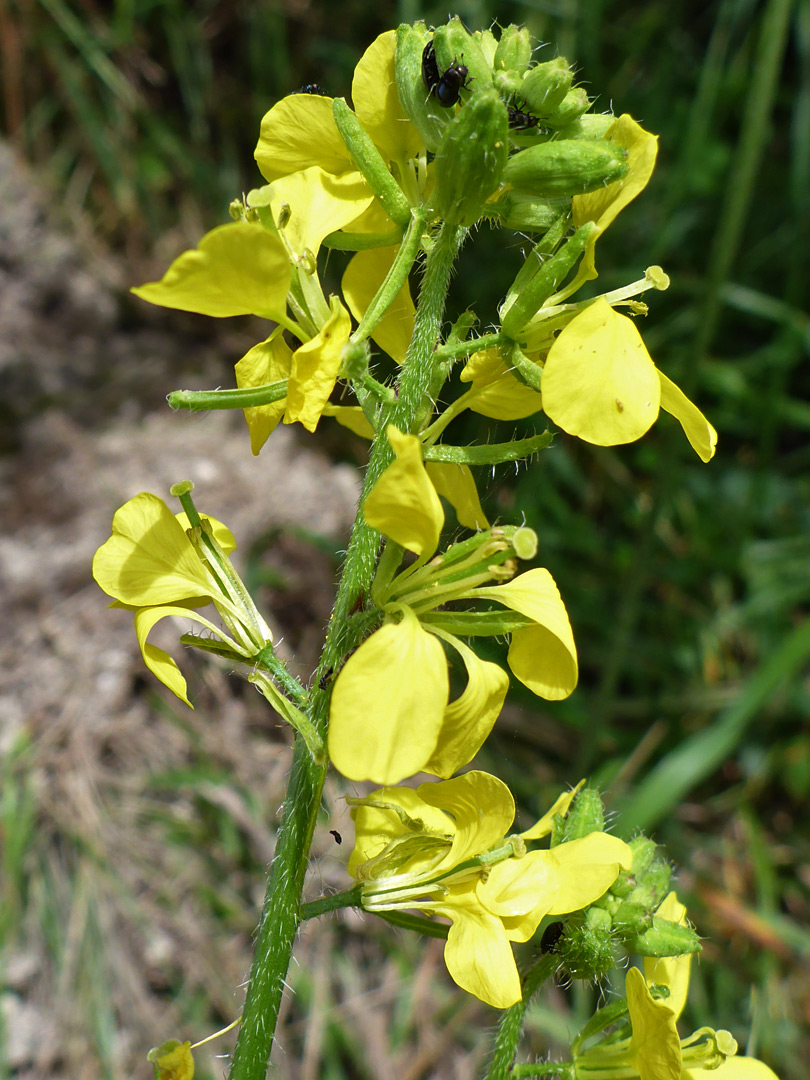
[421, 40, 471, 108]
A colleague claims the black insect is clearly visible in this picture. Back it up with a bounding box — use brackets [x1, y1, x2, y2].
[421, 40, 471, 108]
[293, 83, 329, 96]
[507, 104, 541, 131]
[329, 830, 343, 845]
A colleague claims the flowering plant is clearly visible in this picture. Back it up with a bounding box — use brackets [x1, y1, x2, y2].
[91, 17, 778, 1080]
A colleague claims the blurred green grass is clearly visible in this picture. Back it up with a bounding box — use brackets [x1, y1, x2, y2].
[1, 0, 807, 1077]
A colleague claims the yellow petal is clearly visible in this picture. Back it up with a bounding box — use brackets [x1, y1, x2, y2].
[459, 349, 544, 420]
[644, 892, 691, 1021]
[93, 492, 215, 607]
[256, 167, 374, 256]
[348, 783, 453, 877]
[658, 369, 717, 462]
[234, 333, 292, 455]
[422, 639, 508, 779]
[475, 568, 577, 700]
[284, 296, 352, 432]
[419, 770, 515, 867]
[321, 403, 375, 438]
[132, 222, 290, 320]
[363, 426, 444, 556]
[425, 463, 490, 530]
[521, 782, 584, 841]
[432, 883, 522, 1008]
[572, 115, 659, 284]
[542, 298, 661, 446]
[174, 512, 236, 556]
[133, 604, 229, 708]
[342, 247, 415, 364]
[255, 95, 351, 181]
[626, 966, 683, 1080]
[479, 833, 631, 930]
[352, 30, 424, 163]
[328, 608, 449, 783]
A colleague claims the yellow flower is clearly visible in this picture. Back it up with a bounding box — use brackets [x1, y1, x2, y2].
[541, 297, 717, 462]
[349, 772, 632, 1008]
[92, 491, 271, 707]
[327, 427, 577, 784]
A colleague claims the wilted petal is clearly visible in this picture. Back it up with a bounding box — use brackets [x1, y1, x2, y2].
[93, 492, 216, 607]
[328, 607, 449, 783]
[285, 296, 352, 432]
[426, 463, 490, 530]
[352, 30, 424, 163]
[255, 95, 351, 181]
[475, 568, 577, 700]
[132, 222, 290, 321]
[342, 246, 415, 364]
[363, 426, 444, 556]
[658, 369, 717, 462]
[542, 298, 660, 446]
[234, 333, 292, 455]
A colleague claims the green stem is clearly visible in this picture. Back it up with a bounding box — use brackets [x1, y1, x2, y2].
[483, 953, 558, 1080]
[300, 886, 362, 920]
[227, 221, 465, 1080]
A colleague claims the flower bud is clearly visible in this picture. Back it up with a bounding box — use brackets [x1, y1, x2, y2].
[627, 915, 702, 958]
[433, 17, 492, 96]
[395, 22, 452, 152]
[520, 57, 574, 116]
[433, 90, 509, 226]
[546, 87, 591, 129]
[486, 190, 568, 233]
[503, 139, 628, 197]
[493, 25, 533, 74]
[557, 907, 616, 979]
[555, 113, 616, 141]
[556, 786, 605, 843]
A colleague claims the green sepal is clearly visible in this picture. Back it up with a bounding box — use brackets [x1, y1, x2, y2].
[331, 98, 411, 227]
[433, 90, 509, 225]
[395, 22, 451, 153]
[503, 139, 628, 197]
[493, 25, 532, 74]
[250, 670, 325, 766]
[500, 222, 598, 338]
[626, 916, 703, 958]
[421, 609, 535, 637]
[433, 17, 492, 97]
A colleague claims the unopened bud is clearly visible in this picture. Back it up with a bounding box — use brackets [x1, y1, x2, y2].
[557, 786, 605, 843]
[557, 907, 616, 979]
[520, 57, 574, 116]
[433, 91, 509, 226]
[556, 113, 616, 141]
[487, 190, 568, 233]
[503, 139, 628, 197]
[493, 25, 533, 74]
[395, 22, 452, 153]
[546, 87, 591, 129]
[627, 915, 702, 958]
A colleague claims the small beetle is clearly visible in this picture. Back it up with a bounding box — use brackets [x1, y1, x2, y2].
[507, 104, 541, 131]
[421, 40, 471, 108]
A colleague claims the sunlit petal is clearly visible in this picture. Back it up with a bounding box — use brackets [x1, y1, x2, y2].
[234, 333, 292, 455]
[285, 296, 352, 432]
[352, 30, 424, 163]
[342, 246, 415, 364]
[658, 369, 717, 462]
[425, 463, 490, 530]
[255, 94, 351, 181]
[363, 426, 444, 556]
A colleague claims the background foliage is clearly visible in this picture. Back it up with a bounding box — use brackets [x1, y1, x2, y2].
[1, 1, 807, 1077]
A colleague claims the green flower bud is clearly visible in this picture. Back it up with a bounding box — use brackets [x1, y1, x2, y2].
[611, 900, 653, 936]
[627, 915, 702, 958]
[555, 113, 616, 141]
[503, 139, 628, 197]
[486, 190, 568, 233]
[433, 90, 509, 226]
[546, 87, 591, 129]
[433, 17, 492, 97]
[557, 907, 616, 980]
[558, 786, 605, 842]
[395, 22, 451, 153]
[332, 98, 411, 228]
[473, 28, 498, 65]
[520, 57, 574, 116]
[493, 25, 533, 74]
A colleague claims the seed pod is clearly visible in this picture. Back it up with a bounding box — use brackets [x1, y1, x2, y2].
[433, 17, 492, 98]
[395, 22, 452, 152]
[332, 99, 412, 227]
[503, 139, 628, 197]
[520, 57, 574, 116]
[433, 90, 509, 226]
[493, 25, 533, 74]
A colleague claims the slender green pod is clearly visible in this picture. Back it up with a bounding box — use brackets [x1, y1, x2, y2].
[332, 98, 412, 227]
